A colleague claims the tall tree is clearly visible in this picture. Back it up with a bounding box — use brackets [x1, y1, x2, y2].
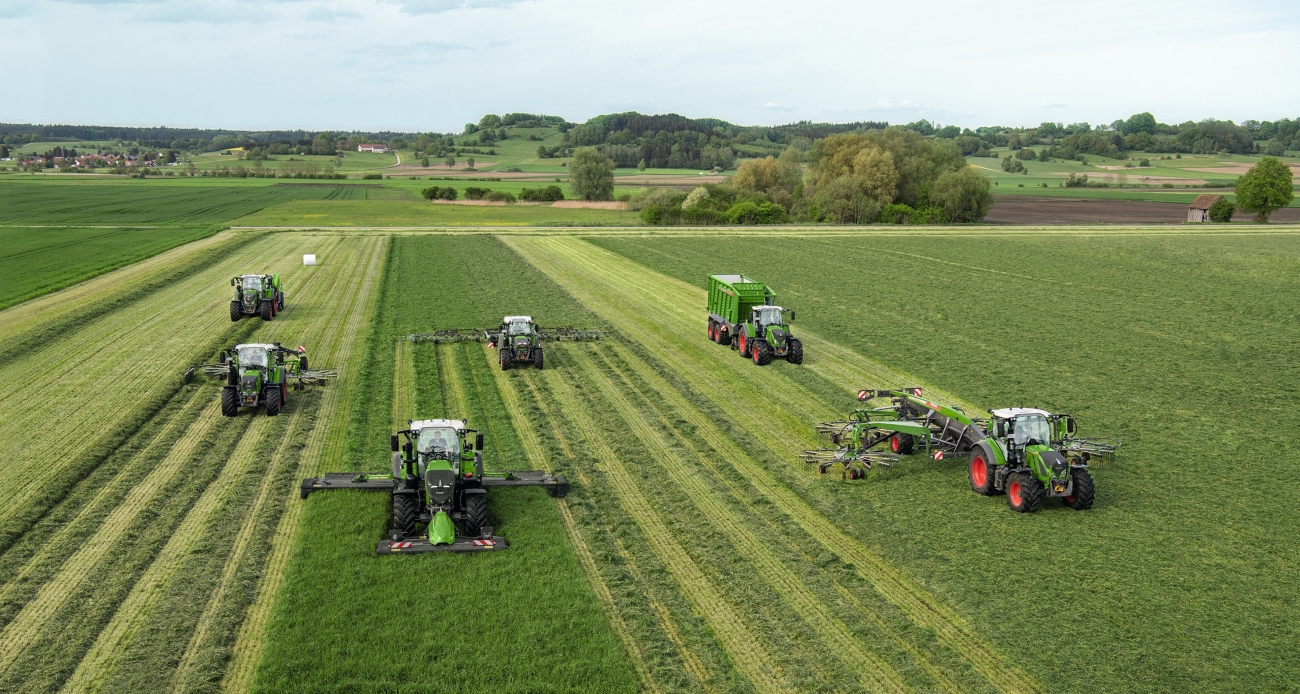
[1234, 157, 1294, 222]
[569, 148, 615, 200]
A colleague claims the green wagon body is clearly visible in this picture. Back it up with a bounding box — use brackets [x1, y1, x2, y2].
[707, 274, 772, 325]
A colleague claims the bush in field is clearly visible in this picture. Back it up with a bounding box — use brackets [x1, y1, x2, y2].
[570, 148, 615, 201]
[1208, 197, 1235, 222]
[1064, 172, 1088, 187]
[724, 201, 789, 225]
[1015, 148, 1037, 160]
[420, 186, 457, 201]
[1234, 157, 1294, 222]
[1001, 156, 1025, 173]
[464, 186, 490, 200]
[484, 190, 516, 203]
[520, 185, 565, 202]
[930, 167, 993, 222]
[732, 152, 801, 197]
[812, 177, 880, 224]
[879, 203, 915, 224]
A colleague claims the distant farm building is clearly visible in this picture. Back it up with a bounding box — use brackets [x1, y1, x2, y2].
[1187, 194, 1224, 222]
[358, 143, 388, 153]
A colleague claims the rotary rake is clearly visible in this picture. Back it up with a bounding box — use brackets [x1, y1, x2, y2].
[407, 326, 605, 343]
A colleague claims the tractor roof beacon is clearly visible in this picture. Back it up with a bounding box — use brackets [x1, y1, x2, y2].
[230, 273, 285, 322]
[299, 418, 569, 553]
[804, 389, 1118, 512]
[706, 274, 802, 366]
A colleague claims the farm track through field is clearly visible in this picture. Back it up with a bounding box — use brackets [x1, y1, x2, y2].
[506, 236, 1040, 693]
[222, 235, 386, 692]
[483, 343, 658, 693]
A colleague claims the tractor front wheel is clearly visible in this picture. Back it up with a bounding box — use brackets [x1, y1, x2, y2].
[221, 387, 239, 417]
[968, 449, 996, 495]
[1006, 471, 1043, 513]
[533, 348, 544, 370]
[1063, 468, 1095, 510]
[259, 300, 273, 321]
[891, 433, 915, 455]
[738, 332, 749, 358]
[392, 494, 418, 539]
[229, 301, 242, 322]
[786, 338, 803, 364]
[264, 386, 281, 416]
[752, 340, 772, 365]
[463, 493, 488, 537]
[500, 348, 513, 371]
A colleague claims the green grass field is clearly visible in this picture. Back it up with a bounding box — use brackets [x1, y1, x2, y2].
[230, 199, 640, 227]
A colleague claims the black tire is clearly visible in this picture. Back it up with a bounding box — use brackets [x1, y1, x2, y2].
[1063, 468, 1095, 510]
[533, 348, 544, 370]
[299, 356, 308, 370]
[392, 493, 418, 539]
[752, 339, 772, 365]
[221, 387, 239, 417]
[707, 321, 715, 342]
[1006, 471, 1043, 513]
[259, 300, 273, 321]
[968, 445, 997, 495]
[890, 433, 915, 455]
[463, 493, 488, 537]
[715, 324, 727, 345]
[499, 348, 512, 371]
[786, 338, 803, 364]
[229, 301, 242, 322]
[264, 386, 281, 416]
[278, 292, 285, 311]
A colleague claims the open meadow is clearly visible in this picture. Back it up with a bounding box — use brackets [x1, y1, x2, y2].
[0, 170, 1298, 693]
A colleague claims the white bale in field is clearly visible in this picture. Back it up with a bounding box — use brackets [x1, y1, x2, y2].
[303, 254, 317, 265]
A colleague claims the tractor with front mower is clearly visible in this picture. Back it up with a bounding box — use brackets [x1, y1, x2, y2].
[191, 343, 335, 417]
[406, 316, 604, 371]
[299, 419, 569, 553]
[706, 274, 802, 365]
[229, 273, 285, 321]
[804, 388, 1117, 512]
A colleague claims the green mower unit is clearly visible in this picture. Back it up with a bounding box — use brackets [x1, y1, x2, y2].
[300, 419, 569, 553]
[706, 274, 802, 365]
[194, 343, 334, 417]
[230, 274, 284, 321]
[807, 389, 1118, 512]
[406, 315, 604, 372]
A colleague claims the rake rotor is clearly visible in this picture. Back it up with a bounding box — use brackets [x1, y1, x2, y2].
[801, 447, 900, 479]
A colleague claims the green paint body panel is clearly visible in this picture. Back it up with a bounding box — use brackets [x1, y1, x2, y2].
[429, 511, 455, 545]
[707, 274, 772, 324]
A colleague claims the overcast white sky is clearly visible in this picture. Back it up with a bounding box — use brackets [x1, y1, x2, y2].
[3, 0, 1297, 133]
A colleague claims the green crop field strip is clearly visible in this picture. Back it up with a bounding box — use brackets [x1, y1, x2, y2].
[1, 155, 1297, 694]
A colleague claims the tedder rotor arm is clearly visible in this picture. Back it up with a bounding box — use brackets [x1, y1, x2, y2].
[481, 470, 569, 498]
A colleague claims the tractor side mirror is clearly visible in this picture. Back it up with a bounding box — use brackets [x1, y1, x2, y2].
[390, 435, 400, 452]
[475, 433, 484, 451]
[788, 310, 795, 322]
[1066, 416, 1077, 435]
[219, 353, 227, 364]
[995, 420, 1006, 438]
[230, 278, 236, 286]
[403, 441, 413, 458]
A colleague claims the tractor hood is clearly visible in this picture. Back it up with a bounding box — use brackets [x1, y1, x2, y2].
[240, 372, 261, 395]
[768, 326, 787, 345]
[425, 468, 456, 506]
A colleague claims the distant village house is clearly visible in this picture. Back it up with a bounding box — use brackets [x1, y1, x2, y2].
[1187, 194, 1224, 222]
[358, 143, 388, 153]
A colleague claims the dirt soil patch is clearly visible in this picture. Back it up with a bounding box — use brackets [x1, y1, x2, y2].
[1186, 162, 1300, 176]
[984, 195, 1300, 225]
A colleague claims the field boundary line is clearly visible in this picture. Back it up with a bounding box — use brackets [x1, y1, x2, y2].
[572, 345, 910, 694]
[0, 399, 224, 676]
[545, 366, 785, 694]
[59, 414, 277, 694]
[484, 344, 658, 693]
[222, 235, 387, 691]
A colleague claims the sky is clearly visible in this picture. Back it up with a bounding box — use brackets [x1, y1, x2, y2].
[3, 0, 1298, 133]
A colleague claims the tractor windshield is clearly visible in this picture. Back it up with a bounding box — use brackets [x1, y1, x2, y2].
[1012, 414, 1051, 447]
[508, 322, 531, 335]
[417, 427, 461, 457]
[757, 307, 783, 325]
[237, 346, 268, 369]
[241, 276, 262, 292]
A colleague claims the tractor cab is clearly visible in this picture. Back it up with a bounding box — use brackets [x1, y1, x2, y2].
[234, 275, 267, 308]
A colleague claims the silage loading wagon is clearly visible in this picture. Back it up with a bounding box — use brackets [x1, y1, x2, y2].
[706, 274, 802, 365]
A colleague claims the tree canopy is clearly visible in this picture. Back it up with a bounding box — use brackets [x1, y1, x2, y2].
[1234, 157, 1294, 222]
[569, 148, 615, 201]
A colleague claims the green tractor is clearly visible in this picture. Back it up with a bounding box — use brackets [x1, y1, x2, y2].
[216, 343, 309, 417]
[230, 273, 285, 321]
[489, 315, 545, 370]
[300, 418, 569, 553]
[706, 274, 802, 365]
[805, 389, 1117, 512]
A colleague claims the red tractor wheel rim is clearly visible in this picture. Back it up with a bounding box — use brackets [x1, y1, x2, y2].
[1065, 494, 1075, 503]
[971, 456, 987, 487]
[891, 436, 900, 453]
[708, 324, 714, 340]
[753, 345, 760, 363]
[739, 335, 746, 352]
[1008, 480, 1022, 506]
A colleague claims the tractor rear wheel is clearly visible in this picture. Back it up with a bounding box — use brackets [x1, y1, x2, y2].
[891, 433, 915, 455]
[264, 386, 281, 416]
[229, 301, 242, 322]
[1006, 471, 1043, 512]
[752, 340, 772, 365]
[259, 300, 273, 321]
[786, 338, 803, 364]
[1063, 468, 1095, 510]
[968, 449, 996, 495]
[463, 493, 488, 536]
[221, 387, 239, 417]
[715, 324, 727, 345]
[534, 348, 544, 370]
[392, 493, 418, 539]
